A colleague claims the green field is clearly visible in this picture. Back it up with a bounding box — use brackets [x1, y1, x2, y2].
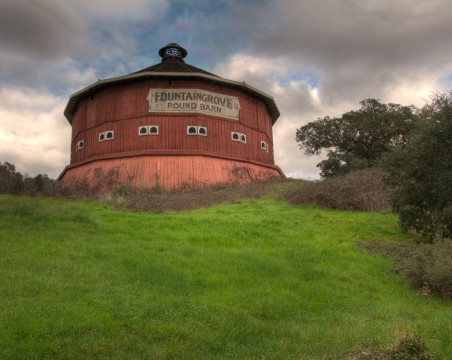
[0, 195, 450, 359]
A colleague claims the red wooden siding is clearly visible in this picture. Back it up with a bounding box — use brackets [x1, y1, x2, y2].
[61, 155, 282, 192]
[71, 116, 275, 165]
[63, 76, 283, 191]
[70, 78, 276, 166]
[75, 79, 274, 138]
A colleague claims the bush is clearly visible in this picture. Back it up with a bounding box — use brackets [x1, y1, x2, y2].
[383, 91, 452, 240]
[351, 334, 439, 359]
[285, 168, 392, 212]
[399, 239, 452, 300]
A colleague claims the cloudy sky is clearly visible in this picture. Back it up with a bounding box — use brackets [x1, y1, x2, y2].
[1, 0, 451, 179]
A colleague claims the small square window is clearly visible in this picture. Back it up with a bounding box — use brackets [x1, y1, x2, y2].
[106, 131, 114, 139]
[99, 133, 105, 142]
[198, 127, 207, 136]
[261, 141, 268, 151]
[241, 134, 247, 143]
[139, 126, 148, 136]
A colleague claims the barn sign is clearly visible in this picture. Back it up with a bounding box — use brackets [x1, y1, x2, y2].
[148, 89, 240, 120]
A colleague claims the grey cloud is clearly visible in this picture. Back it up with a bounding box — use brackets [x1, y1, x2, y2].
[2, 0, 451, 180]
[69, 0, 168, 23]
[0, 0, 84, 58]
[248, 0, 452, 95]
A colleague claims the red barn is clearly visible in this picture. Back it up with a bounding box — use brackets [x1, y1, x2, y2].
[59, 43, 284, 192]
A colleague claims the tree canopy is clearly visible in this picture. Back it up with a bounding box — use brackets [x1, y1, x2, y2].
[296, 98, 418, 177]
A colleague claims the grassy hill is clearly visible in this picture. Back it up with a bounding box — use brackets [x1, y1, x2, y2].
[0, 193, 450, 359]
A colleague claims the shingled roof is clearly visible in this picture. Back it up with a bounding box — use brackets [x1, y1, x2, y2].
[132, 43, 218, 77]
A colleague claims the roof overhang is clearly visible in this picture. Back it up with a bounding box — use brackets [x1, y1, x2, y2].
[64, 72, 280, 125]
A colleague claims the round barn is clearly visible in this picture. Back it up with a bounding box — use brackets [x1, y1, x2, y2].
[59, 43, 284, 192]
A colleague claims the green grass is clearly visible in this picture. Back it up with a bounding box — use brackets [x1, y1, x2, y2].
[0, 195, 450, 359]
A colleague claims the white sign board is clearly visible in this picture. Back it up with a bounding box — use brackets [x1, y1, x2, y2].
[147, 89, 240, 120]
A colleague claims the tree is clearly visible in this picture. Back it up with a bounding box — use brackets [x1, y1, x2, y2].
[0, 162, 23, 194]
[296, 98, 418, 177]
[383, 90, 452, 240]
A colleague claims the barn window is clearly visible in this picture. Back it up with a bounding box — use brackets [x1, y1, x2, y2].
[76, 140, 84, 151]
[187, 126, 197, 135]
[261, 141, 268, 151]
[231, 132, 240, 141]
[99, 130, 114, 142]
[139, 125, 159, 136]
[231, 132, 247, 143]
[149, 126, 159, 135]
[187, 126, 208, 136]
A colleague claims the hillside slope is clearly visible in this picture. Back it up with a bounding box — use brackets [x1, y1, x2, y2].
[0, 195, 450, 359]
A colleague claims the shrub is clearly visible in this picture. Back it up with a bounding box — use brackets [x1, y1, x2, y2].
[285, 168, 392, 212]
[399, 239, 452, 299]
[383, 91, 452, 241]
[351, 334, 439, 359]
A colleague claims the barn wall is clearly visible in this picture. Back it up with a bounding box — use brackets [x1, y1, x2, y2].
[60, 155, 282, 192]
[70, 78, 277, 169]
[71, 115, 274, 165]
[63, 76, 283, 192]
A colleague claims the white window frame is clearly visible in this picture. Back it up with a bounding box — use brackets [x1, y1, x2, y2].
[187, 126, 198, 135]
[231, 131, 247, 143]
[261, 140, 268, 151]
[187, 126, 207, 136]
[231, 132, 241, 142]
[138, 126, 148, 136]
[76, 140, 84, 151]
[198, 126, 207, 137]
[139, 125, 159, 136]
[99, 130, 115, 142]
[149, 125, 159, 135]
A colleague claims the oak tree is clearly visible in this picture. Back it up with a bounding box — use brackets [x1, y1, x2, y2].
[296, 99, 418, 177]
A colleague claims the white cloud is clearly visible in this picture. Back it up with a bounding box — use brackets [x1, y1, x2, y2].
[0, 86, 71, 178]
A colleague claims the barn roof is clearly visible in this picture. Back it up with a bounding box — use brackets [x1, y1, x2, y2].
[64, 43, 280, 124]
[131, 43, 218, 77]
